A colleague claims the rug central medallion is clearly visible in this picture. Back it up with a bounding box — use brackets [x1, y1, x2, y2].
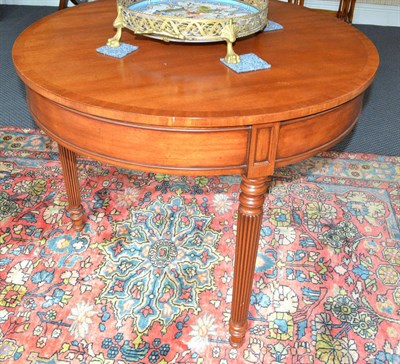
[149, 239, 178, 268]
[97, 196, 222, 333]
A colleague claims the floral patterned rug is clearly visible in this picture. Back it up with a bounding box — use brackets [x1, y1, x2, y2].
[0, 127, 399, 364]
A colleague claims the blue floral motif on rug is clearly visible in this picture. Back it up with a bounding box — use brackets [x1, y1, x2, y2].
[97, 196, 222, 333]
[0, 127, 399, 364]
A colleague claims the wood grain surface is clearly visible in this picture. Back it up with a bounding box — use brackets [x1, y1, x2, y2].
[13, 0, 379, 127]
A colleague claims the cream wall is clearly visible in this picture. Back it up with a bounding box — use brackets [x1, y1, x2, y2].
[305, 0, 400, 25]
[1, 0, 399, 26]
[358, 0, 399, 5]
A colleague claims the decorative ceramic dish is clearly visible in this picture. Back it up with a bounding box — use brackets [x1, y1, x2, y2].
[107, 0, 269, 63]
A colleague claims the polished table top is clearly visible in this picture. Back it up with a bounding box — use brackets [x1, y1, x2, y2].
[13, 0, 378, 126]
[13, 0, 379, 348]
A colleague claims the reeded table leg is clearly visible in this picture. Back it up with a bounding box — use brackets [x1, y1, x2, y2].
[58, 144, 84, 231]
[229, 175, 271, 347]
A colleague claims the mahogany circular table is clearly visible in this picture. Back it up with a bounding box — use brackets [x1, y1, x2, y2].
[13, 0, 379, 348]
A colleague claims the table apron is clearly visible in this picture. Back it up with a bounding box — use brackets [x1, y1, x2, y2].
[27, 89, 251, 176]
[27, 88, 364, 177]
[275, 94, 364, 167]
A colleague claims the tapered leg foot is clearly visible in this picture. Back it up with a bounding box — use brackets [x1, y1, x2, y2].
[58, 144, 84, 231]
[228, 175, 271, 347]
[229, 321, 247, 348]
[68, 205, 84, 232]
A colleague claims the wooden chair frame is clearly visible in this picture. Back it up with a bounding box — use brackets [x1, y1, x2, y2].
[59, 0, 83, 10]
[288, 0, 356, 23]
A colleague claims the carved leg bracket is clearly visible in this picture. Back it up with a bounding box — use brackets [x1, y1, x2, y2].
[58, 144, 84, 232]
[229, 175, 271, 347]
[221, 19, 240, 64]
[107, 6, 124, 47]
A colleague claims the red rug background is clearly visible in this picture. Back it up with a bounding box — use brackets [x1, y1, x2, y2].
[0, 127, 399, 363]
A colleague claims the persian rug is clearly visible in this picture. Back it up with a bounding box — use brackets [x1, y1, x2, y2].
[0, 126, 399, 364]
